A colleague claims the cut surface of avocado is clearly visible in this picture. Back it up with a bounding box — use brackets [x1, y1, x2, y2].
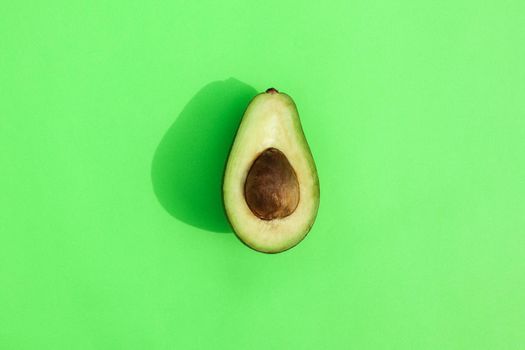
[223, 88, 320, 253]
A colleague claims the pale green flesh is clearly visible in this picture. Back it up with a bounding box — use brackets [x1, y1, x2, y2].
[223, 91, 320, 253]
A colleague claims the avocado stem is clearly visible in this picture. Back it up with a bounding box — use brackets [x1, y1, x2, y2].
[266, 88, 279, 94]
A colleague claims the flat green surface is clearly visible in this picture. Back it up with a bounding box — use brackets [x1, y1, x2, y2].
[1, 1, 524, 349]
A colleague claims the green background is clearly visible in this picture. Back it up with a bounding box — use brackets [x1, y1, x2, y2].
[1, 0, 524, 349]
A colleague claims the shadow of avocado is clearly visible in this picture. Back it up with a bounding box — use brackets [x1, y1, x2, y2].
[151, 78, 257, 233]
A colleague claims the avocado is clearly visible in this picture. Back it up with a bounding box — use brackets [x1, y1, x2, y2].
[223, 88, 320, 253]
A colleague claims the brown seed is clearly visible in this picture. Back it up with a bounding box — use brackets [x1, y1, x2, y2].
[244, 148, 300, 220]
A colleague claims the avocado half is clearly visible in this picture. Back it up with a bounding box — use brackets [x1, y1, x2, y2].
[223, 88, 320, 253]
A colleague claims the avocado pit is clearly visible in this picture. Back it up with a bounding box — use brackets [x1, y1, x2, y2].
[244, 148, 300, 220]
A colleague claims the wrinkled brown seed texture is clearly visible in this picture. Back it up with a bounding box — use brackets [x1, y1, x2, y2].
[244, 148, 300, 220]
